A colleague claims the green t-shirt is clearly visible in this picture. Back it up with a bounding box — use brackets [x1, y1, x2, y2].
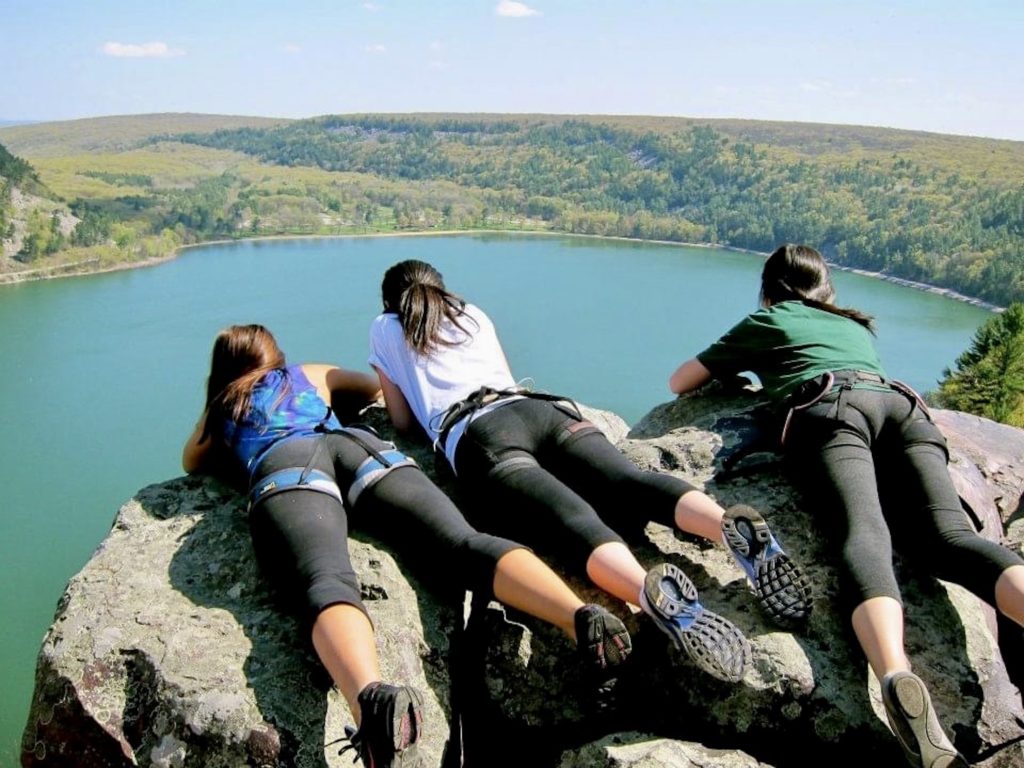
[696, 301, 887, 402]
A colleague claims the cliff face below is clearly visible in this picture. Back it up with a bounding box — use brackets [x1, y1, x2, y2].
[0, 184, 77, 265]
[20, 391, 1024, 768]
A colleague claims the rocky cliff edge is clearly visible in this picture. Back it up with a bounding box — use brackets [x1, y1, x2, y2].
[20, 388, 1024, 767]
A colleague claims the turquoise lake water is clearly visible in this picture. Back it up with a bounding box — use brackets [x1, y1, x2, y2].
[0, 233, 994, 762]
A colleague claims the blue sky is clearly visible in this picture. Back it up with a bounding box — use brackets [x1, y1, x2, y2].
[1, 0, 1022, 140]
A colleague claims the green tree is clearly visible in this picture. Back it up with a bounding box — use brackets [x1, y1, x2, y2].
[15, 210, 55, 263]
[936, 303, 1024, 426]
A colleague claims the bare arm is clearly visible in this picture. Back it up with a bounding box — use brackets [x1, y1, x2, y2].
[182, 411, 213, 473]
[669, 358, 713, 395]
[300, 363, 382, 406]
[373, 367, 418, 435]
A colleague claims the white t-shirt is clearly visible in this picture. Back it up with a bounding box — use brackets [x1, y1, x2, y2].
[368, 303, 519, 468]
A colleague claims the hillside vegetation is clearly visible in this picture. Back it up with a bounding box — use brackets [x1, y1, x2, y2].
[0, 143, 37, 239]
[937, 303, 1024, 427]
[1, 112, 1022, 306]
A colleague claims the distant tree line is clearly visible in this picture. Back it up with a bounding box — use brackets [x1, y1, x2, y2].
[172, 117, 1024, 306]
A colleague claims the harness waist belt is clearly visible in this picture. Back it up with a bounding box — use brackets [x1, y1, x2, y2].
[780, 370, 928, 448]
[435, 387, 521, 449]
[249, 467, 343, 508]
[434, 386, 583, 451]
[348, 448, 418, 506]
[830, 369, 886, 387]
[786, 369, 885, 408]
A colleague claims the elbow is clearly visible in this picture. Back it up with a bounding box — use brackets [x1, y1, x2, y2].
[181, 449, 200, 474]
[668, 359, 709, 395]
[383, 402, 421, 439]
[389, 410, 414, 436]
[668, 369, 687, 395]
[181, 437, 209, 474]
[668, 369, 689, 395]
[669, 379, 691, 396]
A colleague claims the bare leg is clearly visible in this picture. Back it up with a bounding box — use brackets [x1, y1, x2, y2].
[311, 603, 381, 725]
[674, 489, 727, 543]
[492, 548, 584, 638]
[851, 596, 912, 679]
[585, 541, 648, 606]
[996, 564, 1024, 627]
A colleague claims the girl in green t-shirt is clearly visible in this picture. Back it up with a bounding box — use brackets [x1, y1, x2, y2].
[670, 244, 1024, 768]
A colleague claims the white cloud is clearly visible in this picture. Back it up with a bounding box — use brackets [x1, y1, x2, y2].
[363, 2, 380, 10]
[495, 1, 541, 18]
[101, 41, 184, 58]
[429, 60, 448, 71]
[283, 43, 301, 54]
[365, 44, 387, 54]
[429, 40, 443, 52]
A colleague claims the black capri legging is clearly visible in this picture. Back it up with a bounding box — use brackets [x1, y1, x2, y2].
[786, 386, 1022, 609]
[453, 398, 697, 569]
[249, 433, 524, 625]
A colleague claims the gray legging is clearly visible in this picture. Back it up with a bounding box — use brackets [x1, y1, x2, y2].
[453, 398, 697, 569]
[786, 386, 1021, 608]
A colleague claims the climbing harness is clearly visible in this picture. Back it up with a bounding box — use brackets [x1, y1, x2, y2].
[432, 386, 583, 452]
[779, 371, 835, 448]
[318, 424, 418, 507]
[779, 370, 929, 447]
[248, 409, 417, 511]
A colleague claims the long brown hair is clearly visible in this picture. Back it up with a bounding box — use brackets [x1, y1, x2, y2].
[381, 259, 476, 355]
[760, 244, 874, 331]
[201, 324, 286, 439]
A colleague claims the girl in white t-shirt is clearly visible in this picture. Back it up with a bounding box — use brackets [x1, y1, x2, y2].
[369, 259, 813, 683]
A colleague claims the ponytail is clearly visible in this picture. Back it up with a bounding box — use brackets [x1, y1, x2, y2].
[761, 244, 875, 332]
[797, 297, 875, 330]
[382, 260, 476, 355]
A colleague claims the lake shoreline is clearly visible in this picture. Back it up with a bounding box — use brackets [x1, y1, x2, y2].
[0, 228, 1004, 312]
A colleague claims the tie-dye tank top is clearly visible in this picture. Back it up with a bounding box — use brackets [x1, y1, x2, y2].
[221, 365, 341, 472]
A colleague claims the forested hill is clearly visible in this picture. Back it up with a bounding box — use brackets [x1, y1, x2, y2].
[173, 114, 1024, 306]
[1, 113, 1021, 306]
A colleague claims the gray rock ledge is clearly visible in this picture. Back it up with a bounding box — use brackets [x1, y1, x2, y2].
[21, 392, 1024, 767]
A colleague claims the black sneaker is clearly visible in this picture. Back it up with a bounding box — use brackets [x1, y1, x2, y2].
[340, 682, 425, 767]
[574, 603, 632, 671]
[639, 562, 750, 683]
[722, 504, 812, 626]
[880, 671, 969, 768]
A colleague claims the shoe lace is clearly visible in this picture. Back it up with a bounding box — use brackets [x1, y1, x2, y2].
[327, 726, 364, 764]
